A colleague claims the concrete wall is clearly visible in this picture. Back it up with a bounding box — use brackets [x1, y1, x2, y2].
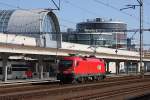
[0, 33, 59, 48]
[0, 33, 36, 46]
[61, 42, 139, 57]
[0, 33, 140, 57]
[109, 62, 116, 73]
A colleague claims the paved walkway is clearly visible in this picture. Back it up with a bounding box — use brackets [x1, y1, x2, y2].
[0, 77, 59, 86]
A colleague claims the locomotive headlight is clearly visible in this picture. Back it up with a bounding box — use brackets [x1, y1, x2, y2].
[97, 65, 101, 70]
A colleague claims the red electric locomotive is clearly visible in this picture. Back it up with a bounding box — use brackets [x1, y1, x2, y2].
[57, 55, 106, 83]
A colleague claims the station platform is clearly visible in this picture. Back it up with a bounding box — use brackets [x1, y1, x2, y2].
[0, 77, 59, 86]
[1, 73, 150, 86]
[106, 74, 128, 77]
[106, 72, 150, 78]
[105, 72, 146, 78]
[0, 75, 129, 86]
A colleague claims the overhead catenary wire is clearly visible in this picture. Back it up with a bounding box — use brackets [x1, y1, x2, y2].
[1, 14, 150, 48]
[93, 0, 135, 17]
[63, 0, 100, 17]
[0, 0, 139, 30]
[0, 0, 149, 45]
[93, 0, 150, 26]
[93, 0, 149, 49]
[0, 2, 145, 33]
[63, 0, 134, 29]
[0, 0, 149, 52]
[0, 1, 76, 30]
[0, 0, 150, 27]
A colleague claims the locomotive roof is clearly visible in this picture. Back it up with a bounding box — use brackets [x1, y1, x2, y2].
[62, 56, 103, 62]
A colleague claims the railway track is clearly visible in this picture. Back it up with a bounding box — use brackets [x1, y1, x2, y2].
[0, 75, 143, 94]
[0, 75, 150, 100]
[65, 81, 150, 100]
[0, 75, 142, 89]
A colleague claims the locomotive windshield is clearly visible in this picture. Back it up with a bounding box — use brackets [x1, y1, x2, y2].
[59, 60, 73, 68]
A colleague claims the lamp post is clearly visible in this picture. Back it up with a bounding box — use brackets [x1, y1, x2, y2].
[120, 0, 144, 78]
[139, 0, 144, 78]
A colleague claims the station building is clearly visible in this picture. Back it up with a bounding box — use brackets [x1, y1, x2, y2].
[63, 18, 127, 49]
[0, 9, 61, 48]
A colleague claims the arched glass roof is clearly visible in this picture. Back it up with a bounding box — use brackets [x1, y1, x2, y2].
[0, 9, 60, 34]
[0, 9, 61, 48]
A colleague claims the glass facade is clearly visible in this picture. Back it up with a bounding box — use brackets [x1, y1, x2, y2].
[0, 10, 14, 32]
[42, 15, 56, 41]
[62, 18, 127, 49]
[42, 15, 53, 32]
[77, 22, 127, 32]
[62, 33, 113, 47]
[68, 18, 128, 49]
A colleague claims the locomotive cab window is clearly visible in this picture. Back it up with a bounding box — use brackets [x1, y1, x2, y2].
[75, 61, 80, 67]
[59, 60, 73, 68]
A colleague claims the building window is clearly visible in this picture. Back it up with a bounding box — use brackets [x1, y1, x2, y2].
[42, 15, 56, 41]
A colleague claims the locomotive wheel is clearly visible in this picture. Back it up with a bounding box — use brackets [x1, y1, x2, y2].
[77, 78, 81, 83]
[77, 77, 85, 83]
[84, 77, 88, 82]
[92, 76, 95, 81]
[80, 77, 85, 83]
[96, 76, 101, 81]
[72, 79, 78, 84]
[103, 75, 106, 79]
[92, 76, 97, 82]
